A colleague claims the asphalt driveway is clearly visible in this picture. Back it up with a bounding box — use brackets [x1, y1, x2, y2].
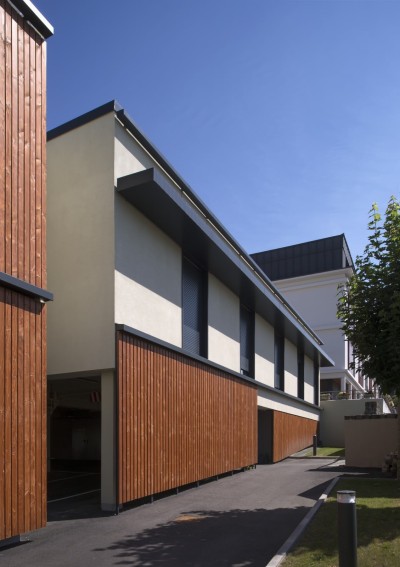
[1, 458, 344, 567]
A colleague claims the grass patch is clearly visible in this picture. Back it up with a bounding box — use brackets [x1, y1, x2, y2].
[284, 478, 400, 567]
[302, 447, 345, 458]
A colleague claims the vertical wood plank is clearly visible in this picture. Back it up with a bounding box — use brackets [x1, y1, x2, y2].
[17, 16, 24, 281]
[11, 14, 18, 279]
[4, 291, 12, 538]
[35, 300, 42, 528]
[29, 29, 35, 286]
[23, 295, 30, 533]
[34, 33, 41, 288]
[29, 303, 36, 529]
[4, 3, 12, 276]
[0, 1, 5, 274]
[16, 292, 24, 533]
[0, 289, 5, 540]
[41, 42, 47, 288]
[41, 303, 47, 527]
[11, 292, 18, 535]
[118, 335, 124, 503]
[23, 19, 30, 283]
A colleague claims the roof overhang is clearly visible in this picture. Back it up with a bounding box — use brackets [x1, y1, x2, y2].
[9, 0, 54, 38]
[117, 168, 334, 368]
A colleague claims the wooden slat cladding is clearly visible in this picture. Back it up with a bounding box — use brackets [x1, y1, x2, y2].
[0, 289, 46, 540]
[117, 331, 258, 505]
[0, 1, 48, 540]
[272, 410, 318, 463]
[0, 0, 47, 288]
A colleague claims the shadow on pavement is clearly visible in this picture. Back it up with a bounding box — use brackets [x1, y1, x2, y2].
[298, 479, 335, 500]
[93, 506, 312, 567]
[307, 463, 391, 478]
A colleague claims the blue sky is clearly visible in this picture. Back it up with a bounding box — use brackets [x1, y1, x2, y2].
[35, 0, 400, 260]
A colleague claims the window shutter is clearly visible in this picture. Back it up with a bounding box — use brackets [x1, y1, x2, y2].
[182, 258, 207, 356]
[240, 305, 254, 377]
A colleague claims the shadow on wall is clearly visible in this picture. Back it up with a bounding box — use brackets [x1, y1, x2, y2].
[93, 507, 311, 567]
[114, 195, 182, 309]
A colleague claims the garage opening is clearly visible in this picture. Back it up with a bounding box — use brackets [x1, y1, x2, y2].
[258, 408, 273, 464]
[47, 376, 102, 512]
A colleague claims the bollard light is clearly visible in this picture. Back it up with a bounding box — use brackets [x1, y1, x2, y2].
[337, 491, 356, 504]
[313, 434, 317, 456]
[337, 490, 357, 567]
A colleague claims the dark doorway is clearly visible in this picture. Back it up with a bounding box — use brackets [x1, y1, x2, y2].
[47, 377, 101, 511]
[258, 408, 273, 464]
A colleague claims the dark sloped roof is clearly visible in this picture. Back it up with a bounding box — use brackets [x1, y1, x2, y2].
[251, 235, 354, 281]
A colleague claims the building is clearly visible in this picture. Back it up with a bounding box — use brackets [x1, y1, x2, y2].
[0, 0, 53, 543]
[251, 235, 373, 400]
[46, 101, 333, 512]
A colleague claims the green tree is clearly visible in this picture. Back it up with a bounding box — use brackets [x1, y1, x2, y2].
[337, 196, 400, 477]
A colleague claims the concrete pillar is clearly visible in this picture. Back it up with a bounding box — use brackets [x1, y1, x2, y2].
[101, 370, 117, 512]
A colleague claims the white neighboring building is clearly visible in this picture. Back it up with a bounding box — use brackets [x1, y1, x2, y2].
[252, 235, 374, 399]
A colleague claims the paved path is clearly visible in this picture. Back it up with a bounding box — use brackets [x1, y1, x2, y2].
[1, 458, 343, 567]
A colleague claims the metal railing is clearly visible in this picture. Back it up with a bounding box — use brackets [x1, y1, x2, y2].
[320, 390, 366, 401]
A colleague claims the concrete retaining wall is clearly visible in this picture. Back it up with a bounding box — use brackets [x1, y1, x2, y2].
[319, 399, 387, 447]
[345, 414, 398, 468]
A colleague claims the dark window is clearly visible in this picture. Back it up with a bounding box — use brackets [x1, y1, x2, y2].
[297, 348, 304, 400]
[314, 362, 319, 405]
[274, 332, 284, 390]
[182, 257, 207, 357]
[240, 305, 254, 377]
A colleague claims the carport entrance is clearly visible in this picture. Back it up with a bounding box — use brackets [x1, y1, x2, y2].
[47, 377, 102, 506]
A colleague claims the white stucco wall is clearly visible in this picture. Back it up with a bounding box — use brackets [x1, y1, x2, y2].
[113, 120, 183, 346]
[284, 339, 298, 397]
[47, 112, 116, 375]
[114, 197, 182, 346]
[314, 327, 345, 368]
[320, 399, 387, 447]
[304, 355, 315, 404]
[207, 274, 240, 372]
[276, 274, 341, 329]
[275, 271, 350, 372]
[114, 119, 178, 195]
[114, 121, 154, 183]
[254, 314, 274, 387]
[257, 390, 319, 421]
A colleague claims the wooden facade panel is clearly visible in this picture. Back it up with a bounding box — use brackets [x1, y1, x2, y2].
[0, 0, 46, 287]
[0, 1, 48, 540]
[117, 331, 258, 505]
[272, 410, 318, 463]
[0, 289, 46, 540]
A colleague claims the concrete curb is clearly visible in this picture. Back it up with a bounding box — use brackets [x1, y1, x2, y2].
[265, 476, 340, 567]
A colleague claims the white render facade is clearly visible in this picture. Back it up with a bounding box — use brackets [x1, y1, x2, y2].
[47, 101, 332, 509]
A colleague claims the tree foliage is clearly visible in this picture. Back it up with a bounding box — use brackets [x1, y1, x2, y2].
[337, 196, 400, 396]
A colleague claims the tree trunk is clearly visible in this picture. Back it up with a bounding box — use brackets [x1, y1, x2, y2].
[397, 401, 400, 481]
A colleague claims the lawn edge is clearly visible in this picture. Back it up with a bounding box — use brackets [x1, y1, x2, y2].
[265, 476, 340, 567]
